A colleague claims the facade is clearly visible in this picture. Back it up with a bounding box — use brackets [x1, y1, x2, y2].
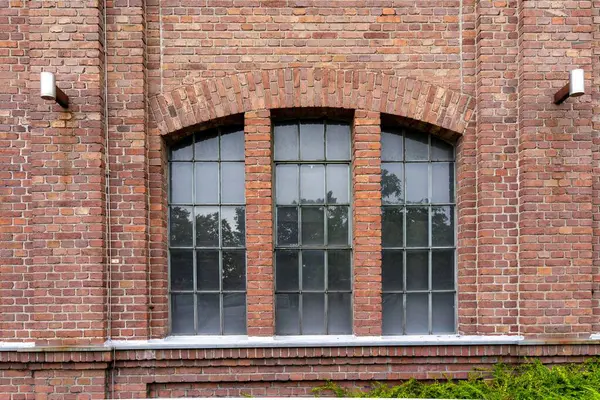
[1, 0, 600, 398]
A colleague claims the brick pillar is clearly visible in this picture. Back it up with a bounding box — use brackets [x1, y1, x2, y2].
[245, 110, 274, 336]
[352, 110, 382, 336]
[593, 0, 600, 334]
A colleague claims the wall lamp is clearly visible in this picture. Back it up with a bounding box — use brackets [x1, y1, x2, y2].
[553, 68, 585, 105]
[40, 72, 69, 108]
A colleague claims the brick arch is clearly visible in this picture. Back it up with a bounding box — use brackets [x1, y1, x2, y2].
[149, 68, 475, 137]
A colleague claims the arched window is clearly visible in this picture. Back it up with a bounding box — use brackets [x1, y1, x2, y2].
[168, 127, 246, 335]
[381, 127, 456, 335]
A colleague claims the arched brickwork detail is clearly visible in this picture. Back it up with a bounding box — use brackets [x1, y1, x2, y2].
[149, 68, 475, 137]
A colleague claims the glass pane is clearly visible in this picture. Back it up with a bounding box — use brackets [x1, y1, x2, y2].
[382, 207, 403, 247]
[382, 250, 403, 291]
[406, 207, 428, 247]
[300, 122, 325, 160]
[432, 293, 455, 333]
[406, 293, 428, 334]
[277, 207, 298, 245]
[170, 135, 193, 161]
[432, 163, 454, 203]
[326, 123, 350, 160]
[221, 162, 245, 203]
[196, 250, 219, 291]
[406, 250, 428, 291]
[302, 250, 325, 291]
[197, 294, 220, 334]
[170, 250, 193, 291]
[276, 164, 299, 205]
[382, 163, 404, 205]
[170, 206, 193, 247]
[406, 163, 429, 204]
[381, 129, 403, 161]
[327, 206, 349, 245]
[382, 293, 403, 335]
[276, 294, 299, 335]
[328, 250, 351, 291]
[302, 293, 325, 334]
[195, 162, 219, 204]
[432, 250, 454, 290]
[194, 129, 218, 160]
[328, 293, 352, 334]
[431, 137, 454, 161]
[405, 131, 428, 161]
[220, 127, 244, 160]
[301, 206, 325, 245]
[171, 294, 195, 334]
[221, 206, 245, 247]
[276, 250, 299, 291]
[170, 163, 193, 203]
[432, 206, 454, 247]
[222, 250, 245, 290]
[223, 293, 246, 334]
[195, 206, 219, 247]
[326, 164, 349, 204]
[300, 164, 325, 204]
[274, 123, 298, 161]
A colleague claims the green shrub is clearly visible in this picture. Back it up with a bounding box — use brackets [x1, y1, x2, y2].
[313, 358, 600, 399]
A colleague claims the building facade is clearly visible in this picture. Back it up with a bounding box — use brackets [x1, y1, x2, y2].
[1, 0, 600, 398]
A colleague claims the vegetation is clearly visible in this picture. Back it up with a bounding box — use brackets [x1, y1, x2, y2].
[313, 359, 600, 399]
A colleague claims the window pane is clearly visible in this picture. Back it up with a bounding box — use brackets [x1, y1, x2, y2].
[170, 163, 193, 203]
[170, 206, 193, 247]
[170, 250, 193, 291]
[221, 206, 245, 247]
[195, 162, 219, 204]
[221, 162, 245, 203]
[300, 164, 325, 204]
[276, 250, 299, 291]
[300, 122, 325, 160]
[197, 294, 220, 334]
[327, 206, 349, 245]
[196, 250, 219, 291]
[194, 130, 218, 160]
[302, 250, 325, 291]
[326, 123, 350, 160]
[382, 250, 403, 291]
[405, 131, 428, 161]
[382, 207, 403, 247]
[220, 127, 244, 160]
[328, 293, 352, 334]
[274, 123, 298, 161]
[276, 294, 300, 334]
[302, 293, 325, 334]
[382, 163, 404, 205]
[431, 137, 454, 161]
[381, 129, 403, 161]
[432, 293, 455, 333]
[222, 250, 245, 290]
[301, 206, 325, 245]
[432, 163, 454, 203]
[406, 207, 428, 247]
[195, 206, 219, 247]
[406, 250, 428, 291]
[223, 293, 246, 334]
[432, 206, 454, 247]
[406, 293, 428, 334]
[170, 135, 193, 161]
[276, 165, 299, 205]
[171, 294, 195, 334]
[406, 163, 428, 204]
[432, 250, 454, 290]
[326, 164, 349, 204]
[277, 207, 298, 245]
[382, 293, 403, 335]
[328, 250, 351, 291]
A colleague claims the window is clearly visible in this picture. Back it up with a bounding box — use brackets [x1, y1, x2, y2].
[381, 127, 456, 335]
[273, 120, 352, 335]
[168, 126, 246, 335]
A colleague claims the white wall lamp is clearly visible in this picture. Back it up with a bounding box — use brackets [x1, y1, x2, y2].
[40, 72, 69, 108]
[554, 68, 585, 105]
